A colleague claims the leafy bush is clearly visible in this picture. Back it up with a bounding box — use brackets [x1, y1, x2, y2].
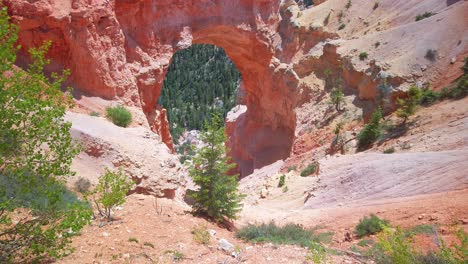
[357, 108, 382, 150]
[338, 24, 346, 30]
[375, 227, 467, 264]
[105, 105, 132, 127]
[301, 163, 317, 177]
[90, 168, 134, 220]
[425, 49, 437, 62]
[359, 52, 369, 61]
[374, 41, 381, 48]
[415, 12, 435, 22]
[0, 9, 91, 262]
[236, 222, 327, 247]
[383, 147, 395, 154]
[75, 177, 92, 193]
[90, 111, 100, 117]
[287, 165, 297, 172]
[307, 241, 328, 264]
[282, 186, 289, 193]
[278, 174, 286, 187]
[355, 214, 388, 237]
[192, 226, 210, 245]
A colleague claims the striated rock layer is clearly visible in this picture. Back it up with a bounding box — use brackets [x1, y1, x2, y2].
[6, 0, 468, 176]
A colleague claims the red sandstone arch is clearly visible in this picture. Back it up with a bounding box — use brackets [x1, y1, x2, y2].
[7, 0, 300, 176]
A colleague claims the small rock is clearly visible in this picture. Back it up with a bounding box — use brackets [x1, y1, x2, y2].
[421, 65, 427, 71]
[344, 232, 352, 242]
[260, 188, 268, 199]
[102, 232, 110, 237]
[122, 253, 130, 259]
[218, 238, 235, 253]
[450, 57, 456, 64]
[208, 229, 217, 237]
[418, 215, 424, 220]
[460, 219, 468, 225]
[429, 215, 438, 221]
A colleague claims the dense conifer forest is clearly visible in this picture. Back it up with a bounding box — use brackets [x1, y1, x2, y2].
[159, 44, 241, 143]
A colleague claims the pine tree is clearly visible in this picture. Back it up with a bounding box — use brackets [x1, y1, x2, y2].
[395, 86, 422, 125]
[187, 112, 244, 222]
[357, 108, 383, 150]
[329, 86, 345, 111]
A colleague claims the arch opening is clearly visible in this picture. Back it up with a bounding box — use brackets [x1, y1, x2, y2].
[158, 44, 242, 159]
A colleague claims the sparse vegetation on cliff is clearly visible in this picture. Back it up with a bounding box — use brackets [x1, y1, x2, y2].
[355, 214, 388, 237]
[396, 86, 422, 125]
[106, 105, 132, 127]
[359, 52, 368, 61]
[357, 108, 383, 150]
[329, 86, 345, 111]
[90, 168, 134, 220]
[415, 12, 435, 22]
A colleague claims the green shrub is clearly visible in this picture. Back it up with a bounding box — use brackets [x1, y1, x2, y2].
[425, 49, 437, 62]
[420, 89, 440, 106]
[329, 86, 345, 111]
[373, 2, 379, 10]
[407, 224, 434, 235]
[282, 186, 289, 193]
[357, 108, 382, 150]
[128, 237, 139, 243]
[355, 214, 388, 237]
[90, 111, 100, 117]
[358, 239, 374, 247]
[359, 52, 368, 61]
[301, 163, 317, 177]
[323, 12, 331, 25]
[396, 86, 422, 125]
[236, 222, 327, 247]
[415, 12, 435, 22]
[278, 174, 286, 187]
[165, 250, 184, 262]
[307, 241, 328, 264]
[106, 105, 132, 127]
[383, 147, 395, 154]
[90, 168, 134, 220]
[374, 41, 380, 48]
[345, 0, 352, 9]
[75, 177, 92, 193]
[143, 242, 155, 248]
[287, 165, 297, 172]
[192, 226, 210, 245]
[338, 24, 346, 30]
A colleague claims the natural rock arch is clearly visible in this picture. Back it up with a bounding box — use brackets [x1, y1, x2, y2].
[8, 0, 302, 176]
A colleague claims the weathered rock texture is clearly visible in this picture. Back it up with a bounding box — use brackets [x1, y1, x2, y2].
[66, 112, 185, 198]
[7, 0, 468, 176]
